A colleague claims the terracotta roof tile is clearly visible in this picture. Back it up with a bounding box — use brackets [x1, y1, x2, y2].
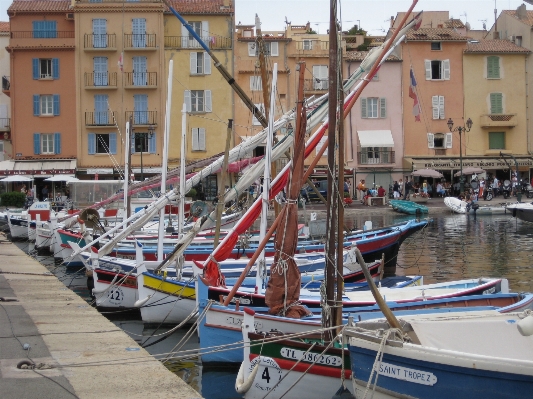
[8, 0, 70, 13]
[406, 28, 467, 41]
[166, 0, 233, 14]
[444, 18, 465, 29]
[502, 9, 533, 27]
[0, 22, 9, 32]
[345, 51, 401, 62]
[465, 39, 530, 54]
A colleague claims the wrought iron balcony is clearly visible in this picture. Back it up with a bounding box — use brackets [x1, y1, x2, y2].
[357, 150, 395, 164]
[124, 72, 157, 88]
[164, 35, 232, 49]
[84, 34, 117, 50]
[480, 114, 518, 128]
[123, 34, 157, 49]
[84, 72, 118, 89]
[125, 111, 157, 126]
[303, 78, 328, 92]
[85, 111, 116, 127]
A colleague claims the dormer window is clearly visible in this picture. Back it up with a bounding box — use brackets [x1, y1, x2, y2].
[431, 42, 442, 51]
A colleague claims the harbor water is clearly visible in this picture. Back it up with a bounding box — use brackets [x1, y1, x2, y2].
[13, 211, 533, 398]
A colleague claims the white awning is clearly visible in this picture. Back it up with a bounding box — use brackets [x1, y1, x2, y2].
[357, 130, 394, 147]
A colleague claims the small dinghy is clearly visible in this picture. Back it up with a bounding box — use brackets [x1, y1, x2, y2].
[389, 200, 428, 215]
[444, 197, 510, 215]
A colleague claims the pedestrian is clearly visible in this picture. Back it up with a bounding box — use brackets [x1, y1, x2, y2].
[493, 176, 499, 197]
[479, 178, 485, 198]
[357, 179, 366, 203]
[377, 185, 386, 197]
[403, 179, 412, 200]
[422, 180, 428, 194]
[398, 178, 404, 197]
[20, 184, 27, 194]
[42, 185, 49, 201]
[393, 180, 400, 199]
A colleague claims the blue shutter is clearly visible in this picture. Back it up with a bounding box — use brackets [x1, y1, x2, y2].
[54, 132, 61, 154]
[148, 133, 156, 153]
[33, 95, 40, 116]
[53, 94, 60, 116]
[109, 133, 117, 154]
[131, 134, 136, 153]
[88, 133, 96, 154]
[52, 58, 59, 79]
[132, 18, 146, 48]
[134, 94, 148, 124]
[48, 21, 57, 38]
[32, 21, 41, 38]
[94, 94, 108, 124]
[33, 133, 41, 154]
[133, 56, 147, 86]
[32, 59, 39, 79]
[94, 57, 108, 86]
[92, 19, 107, 48]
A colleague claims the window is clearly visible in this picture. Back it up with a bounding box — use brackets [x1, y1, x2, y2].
[516, 36, 523, 47]
[184, 90, 212, 113]
[133, 56, 147, 86]
[490, 93, 503, 114]
[32, 21, 56, 38]
[303, 40, 313, 50]
[92, 19, 107, 48]
[32, 58, 59, 80]
[190, 52, 211, 75]
[250, 76, 262, 91]
[432, 95, 445, 119]
[489, 132, 505, 149]
[425, 59, 450, 80]
[192, 128, 206, 151]
[252, 103, 265, 125]
[247, 41, 279, 56]
[94, 57, 108, 86]
[33, 133, 61, 155]
[94, 94, 108, 124]
[134, 133, 148, 152]
[181, 21, 209, 48]
[132, 18, 146, 48]
[431, 42, 442, 50]
[487, 56, 500, 79]
[312, 65, 328, 90]
[133, 94, 148, 124]
[88, 133, 117, 155]
[361, 98, 386, 118]
[427, 132, 452, 149]
[33, 95, 59, 116]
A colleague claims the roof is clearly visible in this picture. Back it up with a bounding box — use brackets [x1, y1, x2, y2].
[166, 0, 233, 14]
[0, 22, 9, 32]
[444, 19, 465, 29]
[406, 28, 467, 41]
[465, 39, 530, 54]
[8, 0, 70, 13]
[502, 9, 533, 27]
[345, 51, 401, 62]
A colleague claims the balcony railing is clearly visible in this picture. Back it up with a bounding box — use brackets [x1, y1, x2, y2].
[123, 34, 157, 49]
[357, 151, 395, 164]
[85, 111, 116, 127]
[124, 72, 157, 88]
[0, 118, 10, 131]
[125, 111, 157, 125]
[164, 36, 232, 49]
[84, 34, 117, 50]
[84, 72, 118, 88]
[295, 40, 330, 51]
[480, 114, 518, 128]
[11, 31, 75, 39]
[303, 78, 328, 91]
[2, 76, 10, 91]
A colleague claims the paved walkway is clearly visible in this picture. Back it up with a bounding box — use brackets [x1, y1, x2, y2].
[0, 240, 203, 399]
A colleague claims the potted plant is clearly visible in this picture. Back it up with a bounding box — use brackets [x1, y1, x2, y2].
[343, 191, 353, 206]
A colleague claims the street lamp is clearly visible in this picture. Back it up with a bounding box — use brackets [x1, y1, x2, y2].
[137, 124, 155, 182]
[447, 117, 473, 194]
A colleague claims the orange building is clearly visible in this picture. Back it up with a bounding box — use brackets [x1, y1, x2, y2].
[5, 0, 77, 184]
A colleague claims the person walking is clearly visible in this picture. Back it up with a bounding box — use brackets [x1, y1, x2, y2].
[403, 179, 412, 200]
[393, 180, 400, 199]
[41, 185, 49, 201]
[398, 178, 404, 198]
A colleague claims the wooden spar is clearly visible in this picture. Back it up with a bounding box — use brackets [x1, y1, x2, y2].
[336, 55, 345, 330]
[126, 115, 133, 224]
[214, 120, 233, 248]
[161, 0, 268, 129]
[324, 0, 339, 342]
[354, 247, 404, 333]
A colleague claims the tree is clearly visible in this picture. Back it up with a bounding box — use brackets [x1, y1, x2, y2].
[347, 24, 366, 36]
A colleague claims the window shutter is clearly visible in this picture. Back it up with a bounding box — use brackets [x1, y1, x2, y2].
[53, 94, 60, 116]
[425, 60, 431, 80]
[33, 95, 40, 116]
[88, 133, 96, 155]
[427, 133, 434, 149]
[190, 52, 197, 74]
[33, 133, 41, 154]
[32, 59, 39, 79]
[270, 42, 279, 56]
[192, 128, 199, 151]
[490, 93, 503, 114]
[443, 59, 450, 80]
[54, 132, 61, 154]
[487, 56, 500, 78]
[439, 96, 445, 119]
[432, 96, 439, 119]
[379, 98, 386, 118]
[361, 98, 367, 118]
[205, 90, 212, 112]
[181, 23, 188, 48]
[131, 134, 136, 154]
[184, 90, 191, 112]
[201, 21, 209, 41]
[148, 134, 156, 153]
[109, 133, 117, 154]
[445, 132, 453, 148]
[248, 42, 257, 56]
[204, 53, 211, 75]
[199, 128, 206, 150]
[52, 58, 59, 79]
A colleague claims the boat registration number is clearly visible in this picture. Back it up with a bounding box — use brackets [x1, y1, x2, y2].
[378, 362, 437, 386]
[280, 347, 342, 367]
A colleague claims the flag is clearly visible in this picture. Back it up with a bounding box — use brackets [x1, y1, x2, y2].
[409, 68, 421, 122]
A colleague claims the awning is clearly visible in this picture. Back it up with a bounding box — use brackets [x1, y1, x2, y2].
[357, 130, 394, 147]
[0, 160, 77, 176]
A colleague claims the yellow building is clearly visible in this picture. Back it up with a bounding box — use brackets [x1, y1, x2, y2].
[463, 40, 530, 173]
[73, 0, 165, 179]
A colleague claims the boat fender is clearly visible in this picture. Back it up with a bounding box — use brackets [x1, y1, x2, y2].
[134, 295, 153, 308]
[517, 314, 533, 336]
[235, 361, 259, 394]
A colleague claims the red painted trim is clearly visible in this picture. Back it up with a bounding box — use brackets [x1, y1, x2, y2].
[249, 354, 351, 379]
[57, 229, 83, 239]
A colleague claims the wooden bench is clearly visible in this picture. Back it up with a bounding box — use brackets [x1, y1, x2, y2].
[367, 196, 386, 206]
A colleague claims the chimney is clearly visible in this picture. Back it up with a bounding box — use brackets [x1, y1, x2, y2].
[517, 4, 527, 20]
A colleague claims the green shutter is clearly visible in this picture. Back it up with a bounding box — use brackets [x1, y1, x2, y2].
[490, 93, 503, 114]
[489, 132, 505, 149]
[487, 56, 500, 79]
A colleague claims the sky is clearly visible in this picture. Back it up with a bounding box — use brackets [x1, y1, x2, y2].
[0, 0, 529, 33]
